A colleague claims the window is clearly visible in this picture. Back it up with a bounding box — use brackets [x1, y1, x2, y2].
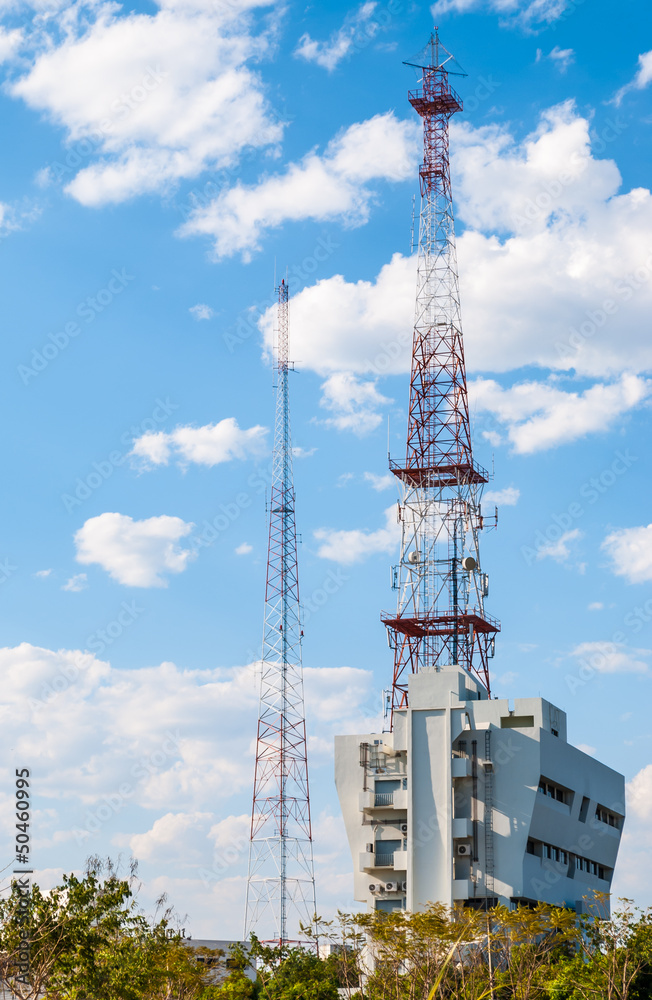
[501, 715, 535, 729]
[375, 898, 404, 912]
[572, 854, 609, 881]
[538, 777, 570, 805]
[596, 805, 622, 829]
[530, 838, 569, 866]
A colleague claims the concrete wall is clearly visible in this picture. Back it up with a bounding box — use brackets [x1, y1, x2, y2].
[334, 665, 624, 916]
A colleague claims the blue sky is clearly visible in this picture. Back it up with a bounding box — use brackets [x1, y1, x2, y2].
[0, 0, 651, 938]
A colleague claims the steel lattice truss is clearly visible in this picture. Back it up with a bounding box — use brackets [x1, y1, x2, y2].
[244, 280, 316, 947]
[382, 32, 500, 719]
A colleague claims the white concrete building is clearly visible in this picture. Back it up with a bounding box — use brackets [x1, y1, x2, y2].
[335, 664, 624, 916]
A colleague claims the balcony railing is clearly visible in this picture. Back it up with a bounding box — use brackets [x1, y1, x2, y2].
[375, 853, 395, 868]
[374, 792, 394, 807]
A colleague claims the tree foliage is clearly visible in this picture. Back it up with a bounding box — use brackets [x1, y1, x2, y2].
[2, 868, 652, 1000]
[0, 860, 225, 1000]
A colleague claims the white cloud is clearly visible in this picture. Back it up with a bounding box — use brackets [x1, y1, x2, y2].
[587, 601, 604, 611]
[35, 568, 52, 578]
[0, 27, 22, 63]
[627, 764, 652, 820]
[127, 811, 214, 862]
[574, 743, 596, 756]
[62, 573, 88, 592]
[612, 763, 652, 903]
[179, 113, 419, 260]
[602, 525, 652, 584]
[0, 642, 377, 935]
[0, 199, 41, 239]
[235, 542, 252, 556]
[570, 640, 651, 675]
[547, 45, 574, 72]
[131, 418, 268, 468]
[292, 446, 317, 459]
[277, 104, 652, 385]
[10, 0, 282, 206]
[314, 504, 399, 564]
[483, 486, 520, 506]
[470, 375, 650, 454]
[430, 0, 569, 29]
[208, 813, 250, 853]
[614, 50, 652, 105]
[189, 303, 213, 321]
[363, 471, 395, 492]
[294, 2, 378, 72]
[258, 252, 416, 376]
[74, 512, 195, 587]
[494, 671, 518, 688]
[535, 528, 582, 563]
[319, 373, 391, 435]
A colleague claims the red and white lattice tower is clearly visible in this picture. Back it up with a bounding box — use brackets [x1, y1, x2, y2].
[382, 31, 500, 722]
[244, 279, 316, 947]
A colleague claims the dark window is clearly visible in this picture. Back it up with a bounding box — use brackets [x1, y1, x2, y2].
[501, 715, 535, 729]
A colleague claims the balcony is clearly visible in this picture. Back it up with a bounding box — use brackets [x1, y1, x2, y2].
[452, 879, 473, 901]
[360, 851, 396, 873]
[359, 788, 408, 812]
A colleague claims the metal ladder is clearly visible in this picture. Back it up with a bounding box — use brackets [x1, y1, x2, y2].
[484, 730, 495, 897]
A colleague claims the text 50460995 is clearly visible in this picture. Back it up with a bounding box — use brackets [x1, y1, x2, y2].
[14, 767, 31, 984]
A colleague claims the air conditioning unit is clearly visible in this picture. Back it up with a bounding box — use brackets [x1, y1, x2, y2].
[457, 843, 472, 857]
[399, 881, 407, 892]
[366, 843, 374, 853]
[368, 884, 379, 893]
[400, 823, 408, 834]
[385, 881, 397, 892]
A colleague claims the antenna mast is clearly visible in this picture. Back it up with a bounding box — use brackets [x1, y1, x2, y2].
[245, 279, 316, 947]
[382, 30, 500, 722]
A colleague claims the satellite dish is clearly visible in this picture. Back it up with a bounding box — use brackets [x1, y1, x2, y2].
[462, 556, 477, 571]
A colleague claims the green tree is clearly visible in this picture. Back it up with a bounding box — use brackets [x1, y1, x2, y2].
[0, 861, 218, 1000]
[545, 899, 652, 1000]
[251, 937, 340, 1000]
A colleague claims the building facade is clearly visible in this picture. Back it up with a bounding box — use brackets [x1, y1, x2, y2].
[335, 665, 624, 916]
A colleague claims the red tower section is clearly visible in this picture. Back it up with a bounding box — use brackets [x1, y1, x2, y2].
[382, 32, 499, 720]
